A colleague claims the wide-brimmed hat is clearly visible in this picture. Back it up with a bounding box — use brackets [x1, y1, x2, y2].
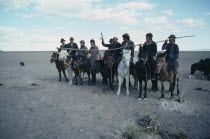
[80, 40, 85, 43]
[90, 39, 95, 43]
[70, 37, 74, 40]
[109, 39, 113, 42]
[122, 33, 130, 37]
[168, 35, 176, 39]
[113, 36, 118, 40]
[60, 38, 65, 42]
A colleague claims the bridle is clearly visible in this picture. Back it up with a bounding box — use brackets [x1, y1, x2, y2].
[122, 55, 130, 67]
[156, 58, 167, 71]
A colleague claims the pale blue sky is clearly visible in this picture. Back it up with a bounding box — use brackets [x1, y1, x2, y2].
[0, 0, 210, 51]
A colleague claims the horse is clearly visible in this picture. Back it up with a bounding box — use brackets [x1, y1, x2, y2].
[155, 53, 181, 102]
[58, 50, 73, 84]
[72, 55, 91, 85]
[103, 53, 115, 91]
[130, 57, 139, 89]
[189, 58, 210, 80]
[116, 49, 131, 96]
[50, 52, 72, 82]
[135, 58, 151, 100]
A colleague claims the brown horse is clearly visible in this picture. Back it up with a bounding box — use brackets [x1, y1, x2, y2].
[50, 52, 72, 82]
[104, 54, 115, 91]
[155, 53, 181, 102]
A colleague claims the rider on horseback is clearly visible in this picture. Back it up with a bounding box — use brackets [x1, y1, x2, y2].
[78, 40, 88, 58]
[59, 38, 67, 49]
[66, 37, 78, 59]
[162, 35, 179, 84]
[138, 33, 158, 92]
[102, 38, 114, 59]
[122, 33, 135, 64]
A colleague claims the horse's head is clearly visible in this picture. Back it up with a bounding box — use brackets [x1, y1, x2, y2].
[122, 49, 131, 67]
[63, 55, 73, 69]
[137, 58, 147, 69]
[155, 53, 167, 73]
[58, 50, 69, 61]
[50, 52, 58, 63]
[72, 56, 82, 70]
[104, 54, 114, 69]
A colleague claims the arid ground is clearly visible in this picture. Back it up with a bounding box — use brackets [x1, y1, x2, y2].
[0, 51, 210, 139]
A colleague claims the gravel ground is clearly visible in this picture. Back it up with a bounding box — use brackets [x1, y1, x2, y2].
[0, 51, 209, 139]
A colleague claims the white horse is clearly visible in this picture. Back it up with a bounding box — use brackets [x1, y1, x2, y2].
[58, 50, 73, 85]
[117, 49, 131, 96]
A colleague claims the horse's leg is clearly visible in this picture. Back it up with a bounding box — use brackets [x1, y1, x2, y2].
[88, 72, 91, 85]
[59, 71, 61, 82]
[62, 69, 68, 82]
[129, 76, 132, 88]
[138, 80, 142, 100]
[144, 80, 148, 100]
[116, 76, 121, 95]
[189, 64, 196, 79]
[79, 71, 83, 85]
[160, 81, 165, 100]
[126, 75, 129, 95]
[74, 72, 78, 85]
[134, 77, 137, 89]
[68, 67, 72, 85]
[109, 74, 114, 91]
[170, 81, 174, 99]
[177, 77, 182, 103]
[92, 71, 96, 87]
[105, 74, 108, 86]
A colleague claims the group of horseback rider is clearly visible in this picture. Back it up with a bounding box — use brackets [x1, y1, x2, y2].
[58, 33, 179, 91]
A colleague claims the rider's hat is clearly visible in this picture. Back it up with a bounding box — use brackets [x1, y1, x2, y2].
[70, 37, 74, 40]
[60, 38, 65, 42]
[80, 40, 85, 43]
[168, 35, 176, 39]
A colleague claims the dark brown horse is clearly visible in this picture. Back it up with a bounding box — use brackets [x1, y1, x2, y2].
[104, 54, 115, 91]
[72, 55, 91, 85]
[50, 52, 72, 82]
[135, 58, 151, 100]
[155, 53, 181, 102]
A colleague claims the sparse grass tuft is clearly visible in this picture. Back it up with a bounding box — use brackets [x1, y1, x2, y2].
[110, 121, 141, 139]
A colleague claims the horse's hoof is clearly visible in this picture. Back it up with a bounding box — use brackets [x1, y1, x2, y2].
[109, 89, 114, 92]
[160, 98, 164, 101]
[126, 93, 129, 96]
[116, 93, 120, 96]
[144, 98, 147, 100]
[138, 98, 142, 100]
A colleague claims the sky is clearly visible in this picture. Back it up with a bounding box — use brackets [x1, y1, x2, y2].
[0, 0, 210, 51]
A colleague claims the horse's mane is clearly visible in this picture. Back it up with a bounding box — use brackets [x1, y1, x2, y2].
[157, 53, 174, 73]
[156, 53, 165, 58]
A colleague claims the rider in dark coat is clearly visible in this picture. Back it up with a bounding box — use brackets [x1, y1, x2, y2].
[66, 37, 78, 59]
[138, 33, 158, 92]
[162, 35, 179, 83]
[122, 33, 135, 63]
[112, 37, 122, 60]
[78, 40, 88, 58]
[102, 38, 114, 57]
[59, 38, 67, 49]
